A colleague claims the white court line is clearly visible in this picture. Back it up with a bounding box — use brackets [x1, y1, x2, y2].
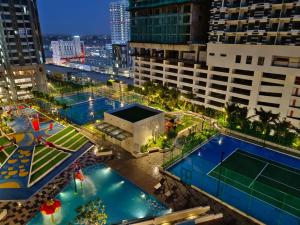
[260, 175, 300, 193]
[67, 97, 104, 106]
[222, 133, 300, 161]
[238, 150, 300, 178]
[207, 148, 238, 176]
[248, 163, 269, 188]
[208, 171, 300, 218]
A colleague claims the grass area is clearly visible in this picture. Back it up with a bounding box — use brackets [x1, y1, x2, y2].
[34, 146, 47, 154]
[47, 126, 73, 142]
[55, 130, 77, 145]
[175, 115, 201, 133]
[162, 129, 218, 169]
[33, 148, 54, 163]
[0, 152, 7, 164]
[0, 137, 10, 146]
[4, 146, 16, 155]
[209, 150, 300, 217]
[63, 133, 83, 147]
[32, 150, 60, 171]
[30, 152, 69, 183]
[69, 136, 88, 150]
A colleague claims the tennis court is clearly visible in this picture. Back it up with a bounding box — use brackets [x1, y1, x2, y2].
[209, 149, 300, 218]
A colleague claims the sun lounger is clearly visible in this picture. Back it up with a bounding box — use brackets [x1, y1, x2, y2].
[154, 183, 161, 190]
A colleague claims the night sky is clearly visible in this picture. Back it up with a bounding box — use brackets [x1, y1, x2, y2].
[37, 0, 111, 35]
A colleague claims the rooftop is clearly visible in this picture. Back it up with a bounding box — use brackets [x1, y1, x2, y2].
[110, 104, 161, 123]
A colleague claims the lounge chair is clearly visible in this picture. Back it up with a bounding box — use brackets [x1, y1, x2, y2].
[0, 209, 7, 221]
[165, 191, 177, 203]
[154, 183, 164, 194]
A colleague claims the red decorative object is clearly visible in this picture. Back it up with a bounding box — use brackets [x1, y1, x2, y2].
[31, 118, 40, 132]
[75, 170, 85, 181]
[45, 141, 55, 148]
[0, 146, 4, 152]
[49, 122, 53, 130]
[40, 199, 61, 223]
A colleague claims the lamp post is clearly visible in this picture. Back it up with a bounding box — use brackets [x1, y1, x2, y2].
[73, 173, 77, 194]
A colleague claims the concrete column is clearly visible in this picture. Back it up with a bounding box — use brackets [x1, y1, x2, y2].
[248, 71, 261, 117]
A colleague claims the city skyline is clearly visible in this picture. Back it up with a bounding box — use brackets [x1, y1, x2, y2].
[37, 0, 111, 35]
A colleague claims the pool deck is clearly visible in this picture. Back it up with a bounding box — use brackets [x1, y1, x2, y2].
[0, 142, 261, 225]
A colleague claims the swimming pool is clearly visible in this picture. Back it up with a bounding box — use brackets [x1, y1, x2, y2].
[168, 134, 300, 225]
[57, 93, 121, 125]
[28, 164, 170, 225]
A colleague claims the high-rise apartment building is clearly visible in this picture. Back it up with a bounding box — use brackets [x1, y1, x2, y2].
[131, 0, 300, 127]
[110, 0, 130, 45]
[51, 36, 85, 64]
[0, 0, 47, 102]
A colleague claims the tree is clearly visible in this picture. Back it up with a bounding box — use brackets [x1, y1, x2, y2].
[74, 199, 107, 225]
[255, 107, 280, 142]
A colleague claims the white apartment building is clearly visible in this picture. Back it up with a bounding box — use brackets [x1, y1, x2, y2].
[130, 0, 300, 127]
[51, 36, 84, 64]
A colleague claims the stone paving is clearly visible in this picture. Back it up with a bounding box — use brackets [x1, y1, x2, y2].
[107, 149, 260, 225]
[0, 150, 113, 225]
[0, 143, 260, 225]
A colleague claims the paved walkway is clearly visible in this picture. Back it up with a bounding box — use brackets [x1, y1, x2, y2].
[107, 149, 260, 225]
[0, 150, 112, 225]
[0, 144, 260, 225]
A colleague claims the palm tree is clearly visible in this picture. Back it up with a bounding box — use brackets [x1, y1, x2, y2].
[225, 103, 249, 131]
[255, 107, 280, 143]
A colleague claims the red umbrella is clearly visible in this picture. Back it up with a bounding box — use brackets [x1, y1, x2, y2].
[40, 199, 61, 223]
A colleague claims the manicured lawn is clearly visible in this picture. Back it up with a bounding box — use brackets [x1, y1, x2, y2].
[33, 148, 54, 163]
[69, 137, 88, 150]
[55, 130, 77, 145]
[34, 145, 47, 154]
[30, 152, 69, 183]
[62, 133, 83, 147]
[175, 115, 201, 133]
[0, 137, 10, 146]
[4, 146, 16, 155]
[47, 126, 73, 142]
[0, 152, 7, 164]
[32, 151, 60, 171]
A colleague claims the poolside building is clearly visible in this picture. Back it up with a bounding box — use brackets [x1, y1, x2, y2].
[97, 104, 164, 155]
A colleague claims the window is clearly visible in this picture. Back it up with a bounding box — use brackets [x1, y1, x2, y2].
[257, 57, 265, 66]
[295, 77, 300, 85]
[209, 53, 215, 56]
[220, 53, 227, 57]
[246, 56, 252, 64]
[235, 55, 241, 63]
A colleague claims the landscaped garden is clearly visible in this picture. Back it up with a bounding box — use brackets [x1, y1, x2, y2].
[29, 145, 70, 186]
[46, 126, 89, 151]
[0, 136, 18, 166]
[133, 81, 300, 151]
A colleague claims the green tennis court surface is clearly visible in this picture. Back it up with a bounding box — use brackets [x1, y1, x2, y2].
[209, 149, 300, 218]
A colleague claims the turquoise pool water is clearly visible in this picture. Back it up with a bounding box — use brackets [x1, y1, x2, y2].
[28, 164, 169, 225]
[56, 93, 122, 125]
